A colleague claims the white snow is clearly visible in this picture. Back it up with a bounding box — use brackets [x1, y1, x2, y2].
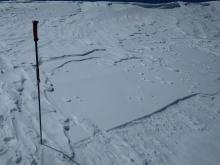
[0, 1, 220, 165]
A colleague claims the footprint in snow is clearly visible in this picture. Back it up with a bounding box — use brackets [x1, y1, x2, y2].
[44, 84, 54, 92]
[3, 137, 14, 143]
[0, 115, 4, 128]
[138, 97, 144, 102]
[65, 98, 72, 103]
[143, 159, 149, 165]
[63, 118, 70, 132]
[0, 143, 8, 156]
[74, 96, 83, 102]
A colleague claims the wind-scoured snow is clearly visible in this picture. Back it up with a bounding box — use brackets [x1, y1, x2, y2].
[0, 1, 220, 165]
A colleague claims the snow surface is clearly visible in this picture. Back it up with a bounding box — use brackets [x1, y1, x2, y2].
[0, 1, 220, 165]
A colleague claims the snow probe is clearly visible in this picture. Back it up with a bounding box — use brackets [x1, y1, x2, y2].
[32, 21, 81, 165]
[32, 20, 43, 145]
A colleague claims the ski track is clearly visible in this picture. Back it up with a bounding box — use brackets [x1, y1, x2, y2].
[0, 1, 220, 165]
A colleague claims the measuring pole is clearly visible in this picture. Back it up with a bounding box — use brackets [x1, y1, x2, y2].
[33, 20, 43, 145]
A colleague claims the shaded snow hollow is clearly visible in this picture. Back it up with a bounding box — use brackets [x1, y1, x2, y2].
[0, 1, 220, 165]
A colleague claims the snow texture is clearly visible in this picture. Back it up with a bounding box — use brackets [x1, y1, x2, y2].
[0, 1, 220, 165]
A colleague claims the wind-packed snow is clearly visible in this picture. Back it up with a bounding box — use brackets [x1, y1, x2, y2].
[0, 1, 220, 165]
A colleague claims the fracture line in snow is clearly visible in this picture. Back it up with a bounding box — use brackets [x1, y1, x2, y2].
[113, 56, 142, 65]
[73, 93, 200, 146]
[40, 48, 105, 65]
[108, 90, 220, 132]
[107, 93, 199, 132]
[50, 57, 100, 75]
[55, 57, 100, 69]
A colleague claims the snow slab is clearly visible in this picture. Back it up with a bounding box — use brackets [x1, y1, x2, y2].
[0, 1, 220, 165]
